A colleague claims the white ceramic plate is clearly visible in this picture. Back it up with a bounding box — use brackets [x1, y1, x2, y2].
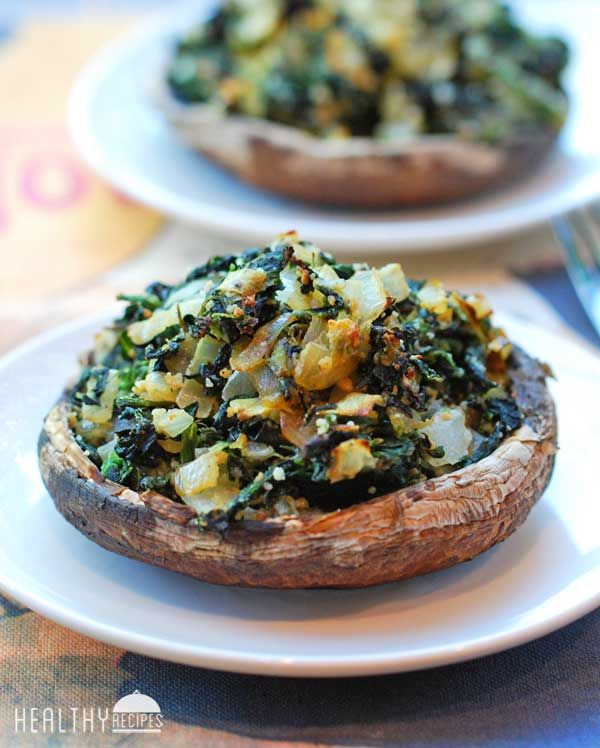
[0, 314, 599, 677]
[68, 0, 600, 253]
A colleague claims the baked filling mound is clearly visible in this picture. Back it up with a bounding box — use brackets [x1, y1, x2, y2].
[68, 233, 522, 529]
[167, 0, 568, 142]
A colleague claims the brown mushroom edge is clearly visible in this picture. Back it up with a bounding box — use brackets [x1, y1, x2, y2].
[157, 91, 560, 207]
[38, 345, 557, 589]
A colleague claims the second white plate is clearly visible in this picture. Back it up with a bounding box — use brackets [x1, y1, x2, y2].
[69, 0, 600, 252]
[0, 314, 598, 676]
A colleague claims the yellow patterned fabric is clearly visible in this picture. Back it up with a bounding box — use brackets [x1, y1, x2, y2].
[0, 19, 162, 305]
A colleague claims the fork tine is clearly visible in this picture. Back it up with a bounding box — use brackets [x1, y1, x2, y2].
[570, 207, 600, 268]
[553, 204, 600, 338]
[586, 203, 600, 265]
[554, 212, 591, 284]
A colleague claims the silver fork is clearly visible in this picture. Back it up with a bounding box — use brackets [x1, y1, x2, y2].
[553, 203, 600, 337]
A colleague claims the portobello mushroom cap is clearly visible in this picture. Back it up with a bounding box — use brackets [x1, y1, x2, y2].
[39, 344, 557, 589]
[157, 91, 559, 207]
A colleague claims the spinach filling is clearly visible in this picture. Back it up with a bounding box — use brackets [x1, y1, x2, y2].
[69, 234, 522, 530]
[167, 0, 568, 143]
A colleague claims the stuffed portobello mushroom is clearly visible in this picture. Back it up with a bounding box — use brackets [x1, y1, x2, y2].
[40, 233, 557, 588]
[160, 0, 569, 206]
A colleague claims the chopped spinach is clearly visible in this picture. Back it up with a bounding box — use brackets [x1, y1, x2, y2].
[167, 0, 568, 141]
[69, 234, 524, 529]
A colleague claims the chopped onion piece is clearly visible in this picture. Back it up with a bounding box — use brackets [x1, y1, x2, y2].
[249, 364, 280, 398]
[164, 279, 213, 309]
[93, 329, 119, 364]
[421, 407, 472, 467]
[218, 267, 267, 296]
[243, 442, 275, 462]
[181, 486, 239, 515]
[314, 263, 341, 286]
[81, 370, 119, 424]
[174, 450, 224, 498]
[128, 297, 207, 345]
[280, 410, 316, 448]
[464, 293, 493, 320]
[164, 336, 197, 374]
[379, 263, 410, 301]
[227, 397, 280, 422]
[302, 315, 326, 344]
[326, 392, 384, 417]
[275, 266, 313, 311]
[174, 376, 217, 416]
[174, 449, 238, 514]
[228, 0, 281, 50]
[221, 370, 257, 401]
[230, 312, 295, 372]
[152, 408, 194, 438]
[195, 395, 216, 419]
[176, 378, 205, 408]
[133, 371, 181, 403]
[327, 439, 377, 483]
[158, 438, 182, 454]
[186, 337, 224, 376]
[292, 240, 323, 266]
[342, 269, 387, 326]
[294, 318, 363, 390]
[418, 282, 450, 319]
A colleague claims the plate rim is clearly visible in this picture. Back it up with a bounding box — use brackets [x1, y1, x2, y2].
[67, 3, 600, 253]
[0, 314, 599, 676]
[2, 566, 599, 678]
